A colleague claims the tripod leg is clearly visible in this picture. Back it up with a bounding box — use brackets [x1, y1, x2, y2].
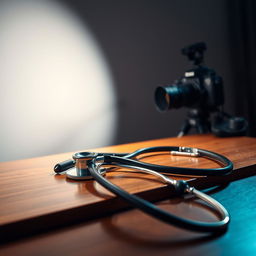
[196, 121, 210, 134]
[177, 120, 191, 137]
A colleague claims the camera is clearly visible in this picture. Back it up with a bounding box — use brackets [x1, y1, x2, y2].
[155, 42, 224, 111]
[154, 42, 247, 137]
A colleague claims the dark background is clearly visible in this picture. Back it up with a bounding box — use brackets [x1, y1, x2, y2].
[63, 0, 255, 144]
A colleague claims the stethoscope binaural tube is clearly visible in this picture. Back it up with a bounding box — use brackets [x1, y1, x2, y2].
[101, 146, 233, 176]
[87, 156, 230, 233]
[54, 146, 233, 180]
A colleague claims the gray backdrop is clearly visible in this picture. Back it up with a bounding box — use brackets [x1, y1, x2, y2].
[65, 0, 236, 144]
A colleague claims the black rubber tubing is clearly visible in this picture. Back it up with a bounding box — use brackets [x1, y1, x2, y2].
[88, 157, 229, 233]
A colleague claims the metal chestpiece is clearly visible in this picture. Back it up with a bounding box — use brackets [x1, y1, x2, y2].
[66, 152, 106, 180]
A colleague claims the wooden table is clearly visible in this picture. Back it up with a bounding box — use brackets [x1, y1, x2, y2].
[1, 134, 256, 255]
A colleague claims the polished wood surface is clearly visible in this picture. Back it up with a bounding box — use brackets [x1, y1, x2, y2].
[1, 175, 256, 256]
[1, 134, 256, 241]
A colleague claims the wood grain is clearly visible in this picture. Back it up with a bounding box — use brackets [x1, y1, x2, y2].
[0, 134, 256, 241]
[1, 175, 255, 256]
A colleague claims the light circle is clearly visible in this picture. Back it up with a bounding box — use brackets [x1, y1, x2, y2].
[0, 0, 116, 161]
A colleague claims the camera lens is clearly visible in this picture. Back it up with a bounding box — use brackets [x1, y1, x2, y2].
[154, 84, 200, 111]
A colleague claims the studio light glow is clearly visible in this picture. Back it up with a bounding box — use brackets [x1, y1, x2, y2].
[0, 0, 116, 161]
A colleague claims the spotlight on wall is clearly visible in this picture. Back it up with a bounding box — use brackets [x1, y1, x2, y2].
[0, 0, 116, 161]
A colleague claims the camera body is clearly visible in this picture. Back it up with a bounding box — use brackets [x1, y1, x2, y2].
[155, 42, 224, 111]
[168, 66, 224, 110]
[154, 42, 247, 137]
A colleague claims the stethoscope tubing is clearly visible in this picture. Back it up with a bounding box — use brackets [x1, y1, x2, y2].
[54, 145, 232, 233]
[126, 146, 233, 176]
[55, 146, 233, 176]
[88, 157, 230, 233]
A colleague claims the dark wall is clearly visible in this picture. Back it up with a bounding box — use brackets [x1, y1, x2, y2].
[63, 0, 238, 144]
[227, 0, 256, 136]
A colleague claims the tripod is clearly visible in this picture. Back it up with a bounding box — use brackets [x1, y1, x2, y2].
[178, 109, 211, 137]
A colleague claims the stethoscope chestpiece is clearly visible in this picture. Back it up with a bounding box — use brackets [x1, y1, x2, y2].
[66, 152, 106, 180]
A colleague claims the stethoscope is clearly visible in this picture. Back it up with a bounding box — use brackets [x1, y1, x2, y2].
[54, 146, 233, 233]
